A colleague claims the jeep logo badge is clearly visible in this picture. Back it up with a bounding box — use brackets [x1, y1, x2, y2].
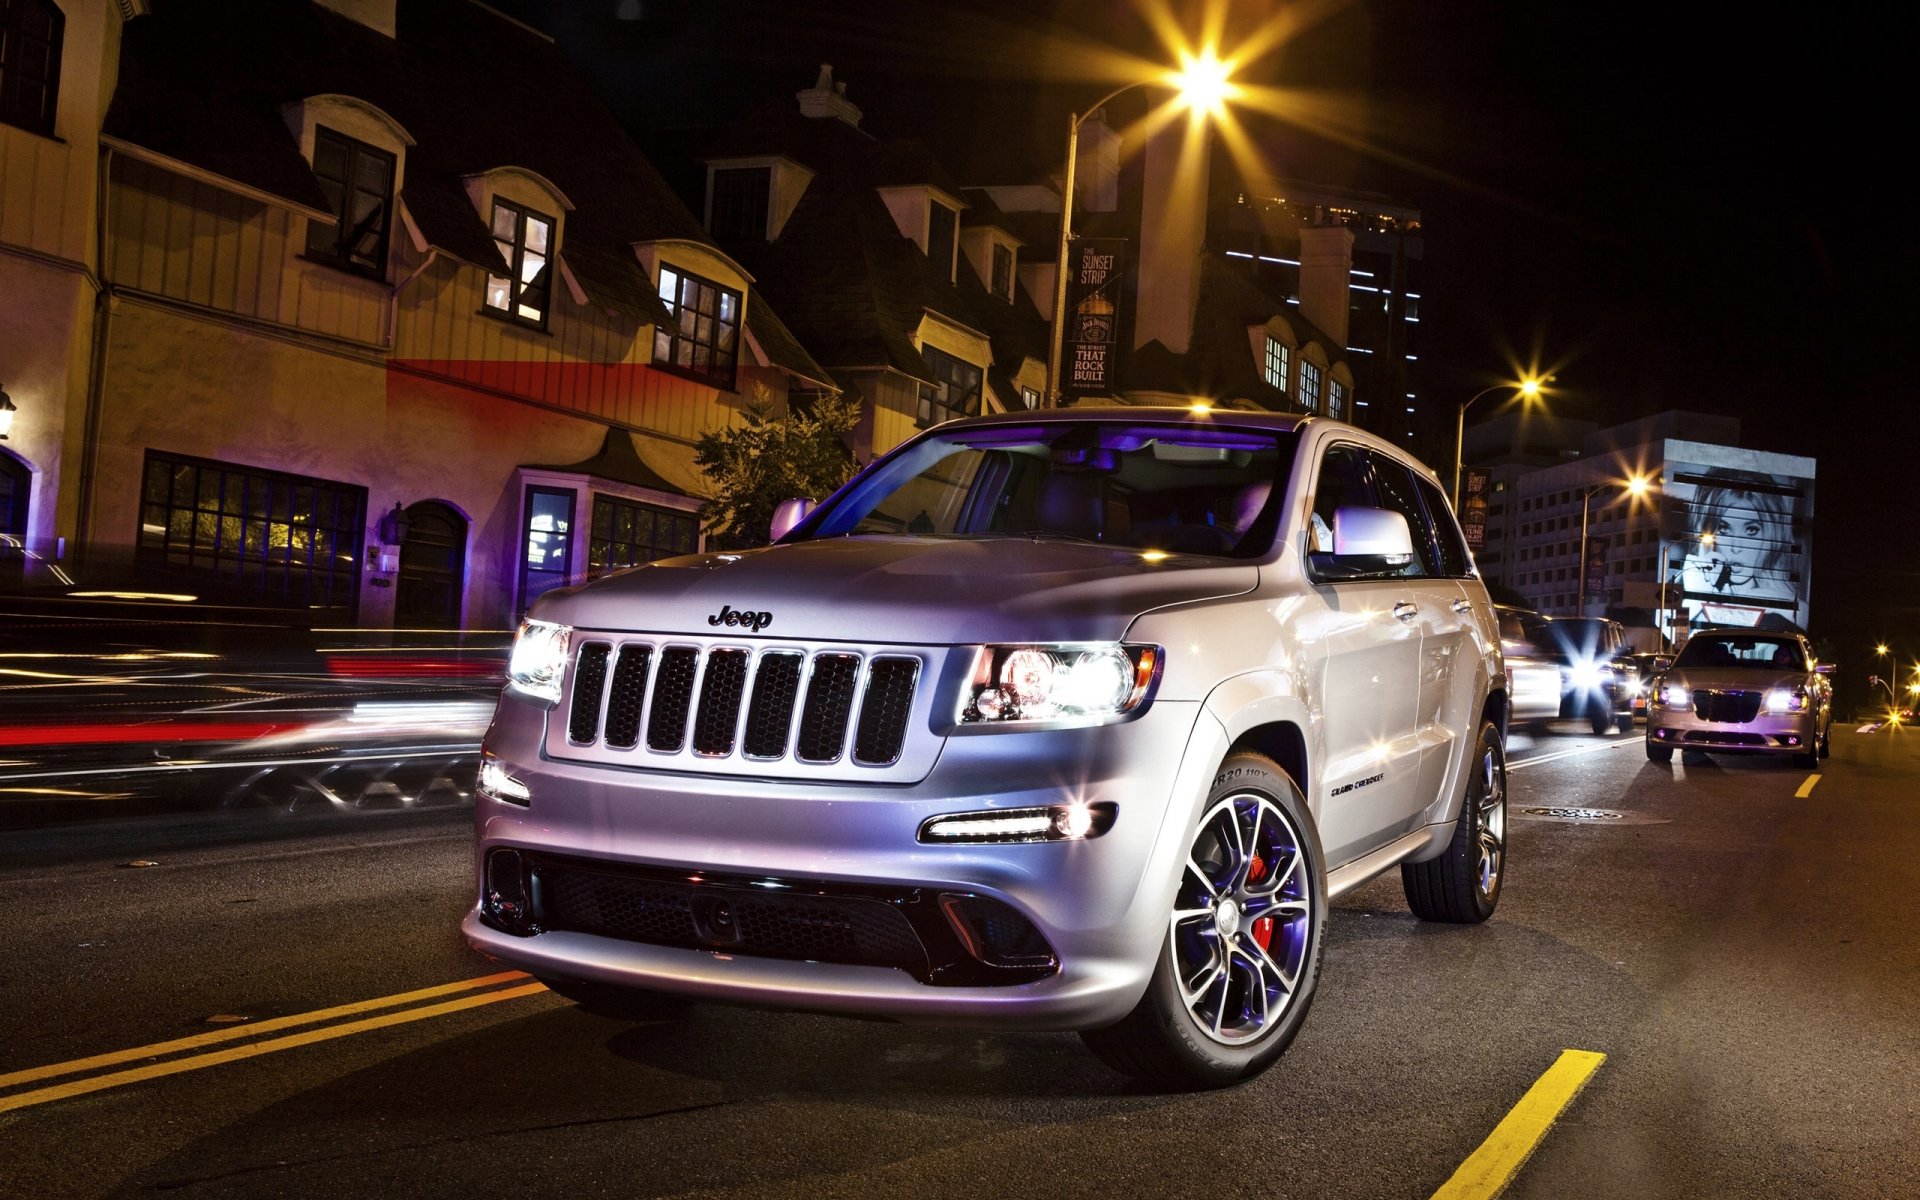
[708, 604, 773, 632]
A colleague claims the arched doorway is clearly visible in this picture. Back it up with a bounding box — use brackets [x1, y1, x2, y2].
[0, 451, 28, 588]
[394, 500, 466, 627]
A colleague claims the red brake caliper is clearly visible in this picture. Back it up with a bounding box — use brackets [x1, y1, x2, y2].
[1247, 854, 1274, 950]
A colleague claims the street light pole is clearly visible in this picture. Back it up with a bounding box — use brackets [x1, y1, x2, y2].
[1452, 376, 1546, 508]
[1044, 52, 1236, 408]
[1576, 474, 1650, 617]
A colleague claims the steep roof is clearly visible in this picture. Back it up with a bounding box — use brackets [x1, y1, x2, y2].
[102, 0, 759, 327]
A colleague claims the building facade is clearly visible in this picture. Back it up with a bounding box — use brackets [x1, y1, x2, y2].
[1, 0, 831, 627]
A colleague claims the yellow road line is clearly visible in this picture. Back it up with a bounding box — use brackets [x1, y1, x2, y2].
[1431, 1048, 1607, 1200]
[0, 982, 548, 1115]
[0, 971, 529, 1090]
[1795, 774, 1821, 798]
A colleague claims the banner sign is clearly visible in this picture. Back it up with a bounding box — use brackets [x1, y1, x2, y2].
[1459, 468, 1492, 549]
[1583, 538, 1608, 603]
[1656, 460, 1814, 630]
[1064, 239, 1129, 398]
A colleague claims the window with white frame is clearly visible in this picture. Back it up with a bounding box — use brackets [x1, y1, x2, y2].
[1263, 337, 1290, 389]
[1328, 378, 1347, 419]
[652, 263, 741, 388]
[486, 200, 555, 327]
[1299, 360, 1323, 413]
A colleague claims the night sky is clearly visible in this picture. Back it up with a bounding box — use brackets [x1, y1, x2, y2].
[491, 0, 1914, 695]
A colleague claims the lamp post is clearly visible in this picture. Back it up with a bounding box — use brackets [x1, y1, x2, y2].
[1452, 376, 1546, 508]
[1045, 51, 1236, 408]
[1577, 474, 1650, 617]
[1657, 529, 1713, 645]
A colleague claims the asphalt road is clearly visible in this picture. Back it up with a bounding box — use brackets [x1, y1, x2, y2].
[2, 722, 1915, 1199]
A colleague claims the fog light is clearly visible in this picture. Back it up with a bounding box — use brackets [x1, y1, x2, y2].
[484, 849, 534, 934]
[918, 801, 1118, 844]
[478, 756, 530, 805]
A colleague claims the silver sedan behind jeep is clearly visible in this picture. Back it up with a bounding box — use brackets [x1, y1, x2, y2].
[1646, 629, 1832, 767]
[464, 408, 1508, 1088]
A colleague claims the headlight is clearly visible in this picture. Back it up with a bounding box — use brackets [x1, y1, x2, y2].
[1765, 686, 1810, 714]
[1656, 683, 1692, 709]
[507, 618, 572, 705]
[961, 643, 1159, 725]
[1568, 662, 1605, 690]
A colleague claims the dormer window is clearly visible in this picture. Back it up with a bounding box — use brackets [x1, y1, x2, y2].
[653, 263, 740, 388]
[486, 200, 554, 328]
[304, 127, 395, 278]
[0, 0, 63, 137]
[991, 244, 1013, 302]
[927, 201, 957, 282]
[1263, 337, 1290, 389]
[710, 166, 771, 242]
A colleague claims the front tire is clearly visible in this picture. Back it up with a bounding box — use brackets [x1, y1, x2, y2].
[1403, 719, 1507, 923]
[1646, 739, 1674, 763]
[1081, 752, 1325, 1089]
[1588, 699, 1615, 735]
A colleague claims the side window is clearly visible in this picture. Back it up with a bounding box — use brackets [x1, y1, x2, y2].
[1413, 474, 1473, 578]
[1307, 444, 1371, 554]
[1364, 453, 1434, 578]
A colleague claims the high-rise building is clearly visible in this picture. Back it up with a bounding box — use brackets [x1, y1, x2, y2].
[1219, 179, 1427, 453]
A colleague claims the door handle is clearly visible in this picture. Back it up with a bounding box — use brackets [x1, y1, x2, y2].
[1451, 598, 1473, 614]
[1393, 601, 1418, 622]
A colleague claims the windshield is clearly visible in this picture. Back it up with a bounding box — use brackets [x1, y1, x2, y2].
[793, 422, 1297, 558]
[1524, 616, 1615, 663]
[1674, 635, 1805, 671]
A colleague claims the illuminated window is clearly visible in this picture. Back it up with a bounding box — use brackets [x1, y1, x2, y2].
[652, 263, 741, 388]
[304, 128, 395, 278]
[916, 346, 982, 426]
[1299, 360, 1322, 413]
[486, 200, 554, 327]
[136, 451, 365, 612]
[1328, 379, 1347, 419]
[0, 0, 61, 137]
[519, 486, 574, 614]
[1263, 337, 1290, 389]
[1021, 386, 1041, 409]
[588, 495, 698, 579]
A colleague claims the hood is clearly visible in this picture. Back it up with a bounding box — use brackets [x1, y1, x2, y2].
[531, 536, 1259, 646]
[1661, 667, 1810, 692]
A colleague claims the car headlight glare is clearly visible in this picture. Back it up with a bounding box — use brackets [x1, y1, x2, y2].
[507, 618, 572, 705]
[477, 755, 531, 805]
[1568, 661, 1605, 690]
[1765, 686, 1809, 714]
[1657, 683, 1692, 709]
[961, 644, 1158, 725]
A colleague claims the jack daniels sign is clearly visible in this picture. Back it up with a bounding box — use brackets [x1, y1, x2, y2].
[1064, 238, 1130, 398]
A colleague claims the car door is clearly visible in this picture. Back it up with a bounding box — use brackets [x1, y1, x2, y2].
[1297, 441, 1428, 868]
[1403, 467, 1491, 816]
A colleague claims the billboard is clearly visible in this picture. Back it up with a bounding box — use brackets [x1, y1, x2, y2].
[1459, 467, 1491, 549]
[1659, 449, 1814, 631]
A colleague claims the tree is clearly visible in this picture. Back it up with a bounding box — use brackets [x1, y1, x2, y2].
[694, 382, 860, 550]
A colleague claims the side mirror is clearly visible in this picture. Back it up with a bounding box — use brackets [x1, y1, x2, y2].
[1814, 663, 1834, 676]
[769, 497, 815, 542]
[1309, 506, 1414, 579]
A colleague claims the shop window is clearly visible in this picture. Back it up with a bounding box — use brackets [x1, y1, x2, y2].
[519, 486, 574, 614]
[588, 495, 698, 579]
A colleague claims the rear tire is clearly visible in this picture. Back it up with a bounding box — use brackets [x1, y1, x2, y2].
[1588, 701, 1614, 735]
[1402, 719, 1507, 923]
[1646, 740, 1673, 763]
[1081, 752, 1325, 1089]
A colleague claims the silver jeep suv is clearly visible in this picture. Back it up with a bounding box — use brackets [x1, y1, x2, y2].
[464, 408, 1508, 1088]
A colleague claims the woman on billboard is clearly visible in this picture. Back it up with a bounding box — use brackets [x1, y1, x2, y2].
[1671, 468, 1799, 627]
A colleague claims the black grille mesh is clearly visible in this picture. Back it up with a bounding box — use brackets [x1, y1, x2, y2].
[603, 645, 651, 749]
[796, 654, 861, 762]
[692, 650, 750, 756]
[1694, 689, 1763, 723]
[647, 647, 700, 751]
[565, 643, 918, 767]
[744, 652, 803, 758]
[537, 863, 927, 972]
[567, 643, 611, 744]
[854, 657, 920, 765]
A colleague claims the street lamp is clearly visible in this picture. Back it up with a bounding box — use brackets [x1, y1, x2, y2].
[1576, 474, 1650, 617]
[1045, 50, 1237, 408]
[1452, 376, 1547, 508]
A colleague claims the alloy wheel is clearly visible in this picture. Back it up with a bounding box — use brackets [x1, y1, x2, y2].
[1473, 740, 1508, 899]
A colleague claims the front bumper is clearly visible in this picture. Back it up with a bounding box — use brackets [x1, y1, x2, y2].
[462, 691, 1222, 1031]
[1647, 707, 1820, 753]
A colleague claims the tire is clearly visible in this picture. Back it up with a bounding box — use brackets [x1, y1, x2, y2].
[1646, 739, 1673, 763]
[1819, 723, 1832, 759]
[1402, 719, 1507, 923]
[1080, 752, 1325, 1090]
[1792, 747, 1819, 770]
[538, 976, 692, 1022]
[1588, 700, 1614, 736]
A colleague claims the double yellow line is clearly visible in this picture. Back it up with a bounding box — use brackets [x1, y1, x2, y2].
[0, 971, 547, 1115]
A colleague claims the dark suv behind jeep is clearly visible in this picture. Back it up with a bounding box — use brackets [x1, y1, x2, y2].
[1523, 615, 1636, 734]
